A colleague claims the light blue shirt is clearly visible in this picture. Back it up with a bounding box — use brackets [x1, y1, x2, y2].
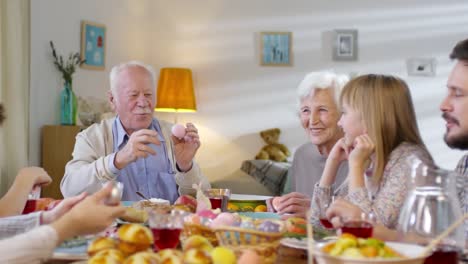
[108, 117, 179, 203]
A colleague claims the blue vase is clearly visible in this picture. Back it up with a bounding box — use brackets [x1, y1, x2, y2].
[60, 81, 78, 125]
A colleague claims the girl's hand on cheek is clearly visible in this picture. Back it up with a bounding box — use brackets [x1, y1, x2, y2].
[349, 134, 375, 166]
[329, 138, 351, 163]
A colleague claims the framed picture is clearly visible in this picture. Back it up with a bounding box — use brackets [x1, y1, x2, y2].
[332, 29, 358, 61]
[406, 58, 437, 77]
[80, 20, 106, 70]
[260, 32, 292, 66]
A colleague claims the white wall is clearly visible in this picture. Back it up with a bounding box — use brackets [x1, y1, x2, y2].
[30, 0, 468, 195]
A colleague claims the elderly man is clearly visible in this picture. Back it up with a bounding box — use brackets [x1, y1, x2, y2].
[269, 71, 349, 219]
[61, 61, 210, 202]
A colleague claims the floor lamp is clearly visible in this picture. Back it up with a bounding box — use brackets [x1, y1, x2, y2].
[154, 68, 197, 123]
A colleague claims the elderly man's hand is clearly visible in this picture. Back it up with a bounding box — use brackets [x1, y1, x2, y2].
[271, 192, 311, 220]
[173, 123, 200, 172]
[114, 129, 161, 169]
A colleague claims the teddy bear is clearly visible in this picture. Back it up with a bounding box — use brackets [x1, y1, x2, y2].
[255, 128, 290, 162]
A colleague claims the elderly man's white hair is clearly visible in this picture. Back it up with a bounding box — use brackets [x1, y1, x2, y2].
[109, 61, 156, 95]
[296, 71, 350, 110]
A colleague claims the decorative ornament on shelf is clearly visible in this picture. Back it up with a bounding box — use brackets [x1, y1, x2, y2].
[49, 41, 85, 125]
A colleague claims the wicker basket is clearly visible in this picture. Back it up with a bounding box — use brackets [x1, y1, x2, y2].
[182, 223, 219, 246]
[214, 226, 284, 264]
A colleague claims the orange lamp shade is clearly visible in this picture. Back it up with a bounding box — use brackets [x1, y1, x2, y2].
[155, 68, 197, 112]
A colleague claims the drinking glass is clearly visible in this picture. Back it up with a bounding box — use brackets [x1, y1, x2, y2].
[311, 195, 335, 229]
[398, 155, 463, 264]
[339, 212, 376, 238]
[203, 188, 231, 212]
[148, 210, 185, 251]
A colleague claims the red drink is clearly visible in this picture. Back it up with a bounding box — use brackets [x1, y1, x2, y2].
[424, 244, 460, 264]
[22, 199, 36, 214]
[209, 195, 229, 211]
[319, 218, 333, 229]
[340, 221, 373, 238]
[151, 228, 182, 251]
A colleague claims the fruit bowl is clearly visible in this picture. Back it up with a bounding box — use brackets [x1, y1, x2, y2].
[313, 241, 428, 264]
[228, 194, 271, 212]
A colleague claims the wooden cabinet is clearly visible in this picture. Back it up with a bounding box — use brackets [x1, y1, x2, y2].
[41, 125, 81, 199]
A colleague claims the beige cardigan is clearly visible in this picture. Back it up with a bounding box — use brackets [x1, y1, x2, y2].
[60, 118, 210, 198]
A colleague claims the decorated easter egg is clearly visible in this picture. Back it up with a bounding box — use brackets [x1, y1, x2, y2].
[210, 212, 238, 227]
[257, 220, 281, 233]
[240, 220, 255, 230]
[171, 124, 186, 139]
[197, 209, 218, 220]
[238, 249, 261, 264]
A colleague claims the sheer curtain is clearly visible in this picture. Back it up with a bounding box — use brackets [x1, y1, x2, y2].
[0, 0, 30, 196]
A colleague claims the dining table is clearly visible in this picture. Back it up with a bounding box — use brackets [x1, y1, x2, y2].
[44, 245, 308, 264]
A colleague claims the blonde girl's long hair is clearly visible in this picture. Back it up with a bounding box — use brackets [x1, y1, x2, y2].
[340, 74, 428, 183]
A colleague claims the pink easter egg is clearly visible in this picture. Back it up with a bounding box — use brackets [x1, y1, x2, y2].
[171, 124, 186, 139]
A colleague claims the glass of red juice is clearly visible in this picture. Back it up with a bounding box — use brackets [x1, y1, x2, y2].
[424, 244, 461, 264]
[148, 210, 186, 251]
[314, 196, 336, 229]
[203, 188, 231, 212]
[22, 199, 37, 214]
[339, 212, 375, 238]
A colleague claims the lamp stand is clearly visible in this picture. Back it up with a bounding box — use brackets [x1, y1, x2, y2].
[173, 109, 178, 124]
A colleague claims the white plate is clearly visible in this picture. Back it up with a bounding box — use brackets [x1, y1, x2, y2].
[281, 237, 331, 250]
[230, 194, 272, 200]
[281, 237, 309, 250]
[313, 241, 428, 264]
[53, 244, 88, 260]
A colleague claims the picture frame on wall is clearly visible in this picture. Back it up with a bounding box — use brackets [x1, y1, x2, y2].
[332, 29, 358, 61]
[406, 58, 437, 77]
[260, 32, 292, 66]
[80, 20, 106, 70]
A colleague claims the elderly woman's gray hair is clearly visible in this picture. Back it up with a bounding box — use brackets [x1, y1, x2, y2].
[109, 61, 156, 95]
[296, 71, 349, 109]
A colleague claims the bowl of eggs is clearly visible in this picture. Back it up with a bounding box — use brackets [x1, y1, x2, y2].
[213, 219, 284, 264]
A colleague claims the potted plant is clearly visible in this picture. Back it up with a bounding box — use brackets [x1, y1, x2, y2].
[49, 41, 85, 125]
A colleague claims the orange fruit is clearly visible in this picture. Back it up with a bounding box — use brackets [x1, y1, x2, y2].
[227, 202, 239, 211]
[254, 205, 267, 212]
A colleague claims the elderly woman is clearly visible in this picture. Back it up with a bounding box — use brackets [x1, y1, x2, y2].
[316, 74, 433, 229]
[270, 71, 349, 219]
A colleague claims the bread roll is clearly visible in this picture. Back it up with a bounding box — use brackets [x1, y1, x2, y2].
[87, 237, 118, 256]
[93, 249, 125, 262]
[88, 252, 123, 264]
[124, 251, 160, 264]
[117, 224, 154, 256]
[120, 207, 149, 223]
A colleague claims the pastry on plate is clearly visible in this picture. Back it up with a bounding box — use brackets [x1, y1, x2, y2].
[117, 224, 154, 256]
[120, 207, 148, 223]
[88, 250, 124, 264]
[87, 237, 118, 256]
[133, 199, 171, 214]
[124, 251, 160, 264]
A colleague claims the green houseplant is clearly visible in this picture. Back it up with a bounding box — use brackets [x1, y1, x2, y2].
[50, 41, 85, 125]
